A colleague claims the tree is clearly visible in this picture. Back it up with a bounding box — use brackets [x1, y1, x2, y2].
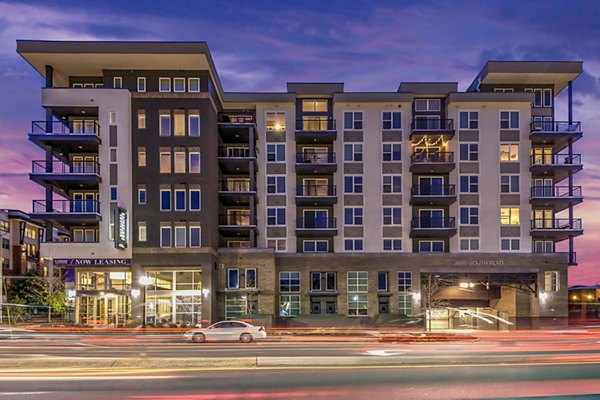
[6, 269, 66, 317]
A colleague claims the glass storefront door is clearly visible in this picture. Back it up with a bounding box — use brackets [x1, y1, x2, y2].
[78, 295, 131, 326]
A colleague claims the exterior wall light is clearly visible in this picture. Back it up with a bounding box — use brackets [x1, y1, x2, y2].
[202, 288, 210, 297]
[139, 276, 151, 286]
[540, 291, 548, 301]
[131, 289, 140, 298]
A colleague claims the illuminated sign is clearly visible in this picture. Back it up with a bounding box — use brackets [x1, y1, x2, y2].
[114, 206, 127, 250]
[54, 258, 132, 266]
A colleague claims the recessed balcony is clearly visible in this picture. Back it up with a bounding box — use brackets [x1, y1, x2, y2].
[218, 146, 256, 174]
[410, 118, 455, 139]
[410, 185, 456, 206]
[218, 180, 257, 205]
[530, 186, 583, 212]
[530, 218, 583, 241]
[295, 185, 337, 206]
[218, 213, 257, 236]
[410, 217, 456, 238]
[410, 152, 455, 173]
[295, 118, 337, 144]
[295, 152, 337, 174]
[296, 218, 338, 237]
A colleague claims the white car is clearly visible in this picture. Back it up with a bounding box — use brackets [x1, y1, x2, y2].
[184, 321, 267, 343]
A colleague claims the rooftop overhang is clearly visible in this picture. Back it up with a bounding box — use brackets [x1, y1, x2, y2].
[469, 61, 583, 94]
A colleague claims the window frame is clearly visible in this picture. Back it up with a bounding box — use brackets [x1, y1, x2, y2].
[459, 238, 480, 252]
[159, 77, 171, 92]
[382, 111, 401, 130]
[189, 225, 201, 248]
[500, 238, 521, 251]
[189, 152, 201, 174]
[344, 238, 364, 252]
[344, 207, 364, 226]
[459, 175, 479, 193]
[173, 77, 186, 93]
[344, 175, 363, 194]
[266, 175, 286, 194]
[382, 143, 402, 161]
[137, 77, 146, 92]
[500, 143, 519, 162]
[160, 226, 172, 248]
[500, 207, 520, 226]
[459, 111, 479, 130]
[500, 175, 520, 193]
[138, 188, 147, 205]
[459, 143, 478, 161]
[174, 189, 186, 211]
[343, 143, 363, 162]
[500, 110, 519, 129]
[343, 111, 363, 130]
[188, 78, 200, 93]
[382, 207, 402, 226]
[189, 189, 201, 211]
[160, 189, 172, 211]
[459, 206, 479, 225]
[266, 144, 286, 163]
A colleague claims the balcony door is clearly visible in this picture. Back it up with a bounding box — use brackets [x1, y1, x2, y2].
[415, 115, 441, 130]
[532, 147, 553, 165]
[227, 209, 250, 226]
[302, 116, 328, 131]
[532, 178, 553, 197]
[303, 178, 328, 196]
[533, 209, 553, 228]
[303, 210, 328, 228]
[419, 209, 444, 228]
[302, 147, 328, 164]
[418, 176, 444, 195]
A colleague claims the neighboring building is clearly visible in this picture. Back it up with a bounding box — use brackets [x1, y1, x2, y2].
[568, 285, 600, 322]
[17, 41, 584, 328]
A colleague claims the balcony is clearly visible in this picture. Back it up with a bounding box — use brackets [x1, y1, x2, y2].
[530, 153, 582, 182]
[29, 121, 101, 157]
[530, 121, 583, 151]
[410, 185, 456, 206]
[410, 118, 455, 139]
[530, 186, 583, 212]
[31, 199, 101, 226]
[410, 217, 457, 238]
[295, 152, 337, 174]
[295, 118, 337, 144]
[296, 218, 337, 237]
[218, 213, 257, 236]
[296, 185, 337, 206]
[530, 218, 583, 241]
[30, 160, 101, 195]
[410, 152, 455, 173]
[218, 146, 256, 174]
[218, 180, 257, 205]
[218, 114, 256, 143]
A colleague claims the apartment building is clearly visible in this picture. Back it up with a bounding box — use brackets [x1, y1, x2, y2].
[18, 41, 583, 328]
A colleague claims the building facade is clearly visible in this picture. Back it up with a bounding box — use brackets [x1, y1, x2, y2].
[18, 41, 583, 328]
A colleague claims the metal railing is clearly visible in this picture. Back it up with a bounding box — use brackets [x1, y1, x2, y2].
[32, 199, 100, 214]
[296, 152, 336, 164]
[218, 147, 252, 158]
[296, 218, 337, 229]
[219, 214, 256, 226]
[411, 217, 456, 229]
[530, 120, 581, 132]
[411, 118, 454, 131]
[530, 186, 582, 198]
[530, 218, 582, 230]
[31, 160, 100, 174]
[411, 184, 456, 196]
[296, 185, 336, 196]
[296, 118, 336, 131]
[31, 120, 99, 135]
[411, 152, 454, 163]
[530, 153, 582, 166]
[219, 180, 254, 192]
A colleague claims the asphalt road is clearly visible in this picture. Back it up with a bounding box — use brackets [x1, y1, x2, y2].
[1, 363, 600, 399]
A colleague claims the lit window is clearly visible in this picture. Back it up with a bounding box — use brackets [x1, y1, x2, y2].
[138, 222, 147, 242]
[137, 110, 146, 129]
[266, 112, 286, 131]
[544, 271, 560, 291]
[174, 111, 185, 136]
[500, 144, 519, 161]
[174, 152, 186, 173]
[500, 208, 520, 225]
[160, 152, 171, 173]
[138, 149, 146, 167]
[174, 226, 186, 247]
[302, 100, 327, 112]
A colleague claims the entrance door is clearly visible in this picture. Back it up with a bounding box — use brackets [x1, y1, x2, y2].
[304, 210, 328, 228]
[419, 209, 444, 228]
[419, 176, 444, 195]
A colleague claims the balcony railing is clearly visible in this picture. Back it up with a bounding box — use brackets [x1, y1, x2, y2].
[31, 120, 99, 135]
[296, 152, 336, 164]
[411, 118, 454, 131]
[530, 219, 582, 230]
[411, 217, 456, 229]
[296, 218, 337, 229]
[219, 180, 254, 192]
[530, 186, 582, 198]
[218, 147, 252, 158]
[219, 214, 256, 226]
[32, 160, 100, 174]
[411, 185, 456, 196]
[296, 185, 336, 196]
[530, 153, 582, 166]
[530, 120, 581, 132]
[296, 118, 336, 131]
[411, 152, 454, 164]
[32, 199, 100, 214]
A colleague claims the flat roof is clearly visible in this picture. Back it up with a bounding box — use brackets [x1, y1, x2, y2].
[286, 82, 344, 95]
[398, 82, 458, 95]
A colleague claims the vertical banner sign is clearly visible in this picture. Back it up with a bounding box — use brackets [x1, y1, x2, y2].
[114, 206, 127, 250]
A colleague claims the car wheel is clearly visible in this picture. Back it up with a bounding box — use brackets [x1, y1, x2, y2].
[192, 333, 206, 343]
[240, 333, 253, 343]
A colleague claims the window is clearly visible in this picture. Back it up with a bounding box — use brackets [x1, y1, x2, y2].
[500, 111, 519, 129]
[344, 143, 363, 162]
[173, 77, 185, 92]
[500, 208, 520, 225]
[160, 189, 171, 211]
[113, 77, 122, 89]
[137, 110, 146, 129]
[174, 226, 186, 247]
[533, 240, 554, 253]
[303, 240, 329, 252]
[399, 294, 413, 316]
[419, 241, 444, 253]
[500, 144, 519, 161]
[159, 113, 171, 136]
[266, 112, 286, 131]
[494, 88, 514, 93]
[159, 78, 171, 92]
[383, 175, 402, 193]
[544, 271, 560, 292]
[138, 149, 146, 167]
[267, 208, 286, 225]
[348, 271, 368, 293]
[383, 239, 402, 251]
[245, 268, 257, 289]
[382, 143, 402, 161]
[280, 295, 300, 316]
[344, 239, 363, 251]
[188, 78, 200, 93]
[228, 269, 240, 289]
[138, 222, 147, 242]
[267, 176, 285, 194]
[543, 89, 552, 107]
[175, 189, 186, 211]
[267, 238, 286, 252]
[310, 272, 336, 291]
[459, 111, 479, 129]
[189, 189, 201, 211]
[189, 152, 201, 173]
[415, 99, 440, 111]
[344, 207, 363, 225]
[501, 238, 520, 251]
[109, 111, 117, 125]
[348, 294, 368, 316]
[109, 149, 117, 163]
[378, 272, 388, 291]
[189, 114, 200, 136]
[280, 271, 300, 292]
[382, 111, 401, 130]
[344, 111, 363, 130]
[460, 175, 479, 193]
[189, 225, 201, 247]
[459, 143, 478, 161]
[398, 271, 412, 292]
[160, 152, 171, 173]
[344, 176, 363, 193]
[174, 152, 186, 173]
[160, 226, 172, 247]
[302, 99, 327, 112]
[174, 111, 185, 136]
[460, 207, 479, 225]
[500, 175, 519, 193]
[137, 77, 146, 92]
[110, 187, 118, 201]
[383, 207, 402, 225]
[460, 238, 480, 251]
[267, 144, 285, 162]
[0, 221, 9, 233]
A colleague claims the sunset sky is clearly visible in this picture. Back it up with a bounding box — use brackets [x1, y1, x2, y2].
[0, 0, 598, 285]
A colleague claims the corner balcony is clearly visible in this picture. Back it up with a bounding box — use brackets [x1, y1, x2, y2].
[410, 217, 456, 238]
[296, 185, 337, 206]
[218, 180, 257, 206]
[530, 153, 582, 182]
[31, 199, 101, 226]
[410, 152, 455, 173]
[30, 160, 101, 196]
[530, 218, 583, 241]
[530, 186, 583, 212]
[295, 118, 337, 144]
[530, 121, 583, 151]
[295, 152, 337, 174]
[410, 118, 455, 139]
[218, 146, 256, 174]
[296, 218, 337, 237]
[218, 114, 256, 144]
[410, 185, 456, 206]
[29, 121, 101, 157]
[218, 214, 257, 236]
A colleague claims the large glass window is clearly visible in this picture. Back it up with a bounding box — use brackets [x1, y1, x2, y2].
[500, 111, 519, 129]
[175, 295, 201, 325]
[500, 208, 520, 225]
[225, 295, 247, 319]
[302, 99, 327, 112]
[398, 271, 412, 292]
[280, 272, 300, 292]
[159, 114, 171, 136]
[500, 144, 519, 161]
[398, 294, 413, 316]
[160, 152, 171, 173]
[348, 294, 368, 316]
[544, 271, 560, 291]
[348, 271, 368, 292]
[280, 295, 300, 316]
[459, 111, 479, 129]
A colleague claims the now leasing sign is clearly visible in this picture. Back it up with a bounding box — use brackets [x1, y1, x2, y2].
[114, 206, 128, 250]
[54, 259, 131, 266]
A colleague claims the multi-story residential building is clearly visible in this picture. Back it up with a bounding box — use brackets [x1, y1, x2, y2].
[18, 41, 583, 328]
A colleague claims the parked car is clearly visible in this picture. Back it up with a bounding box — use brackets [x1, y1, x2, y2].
[184, 321, 267, 343]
